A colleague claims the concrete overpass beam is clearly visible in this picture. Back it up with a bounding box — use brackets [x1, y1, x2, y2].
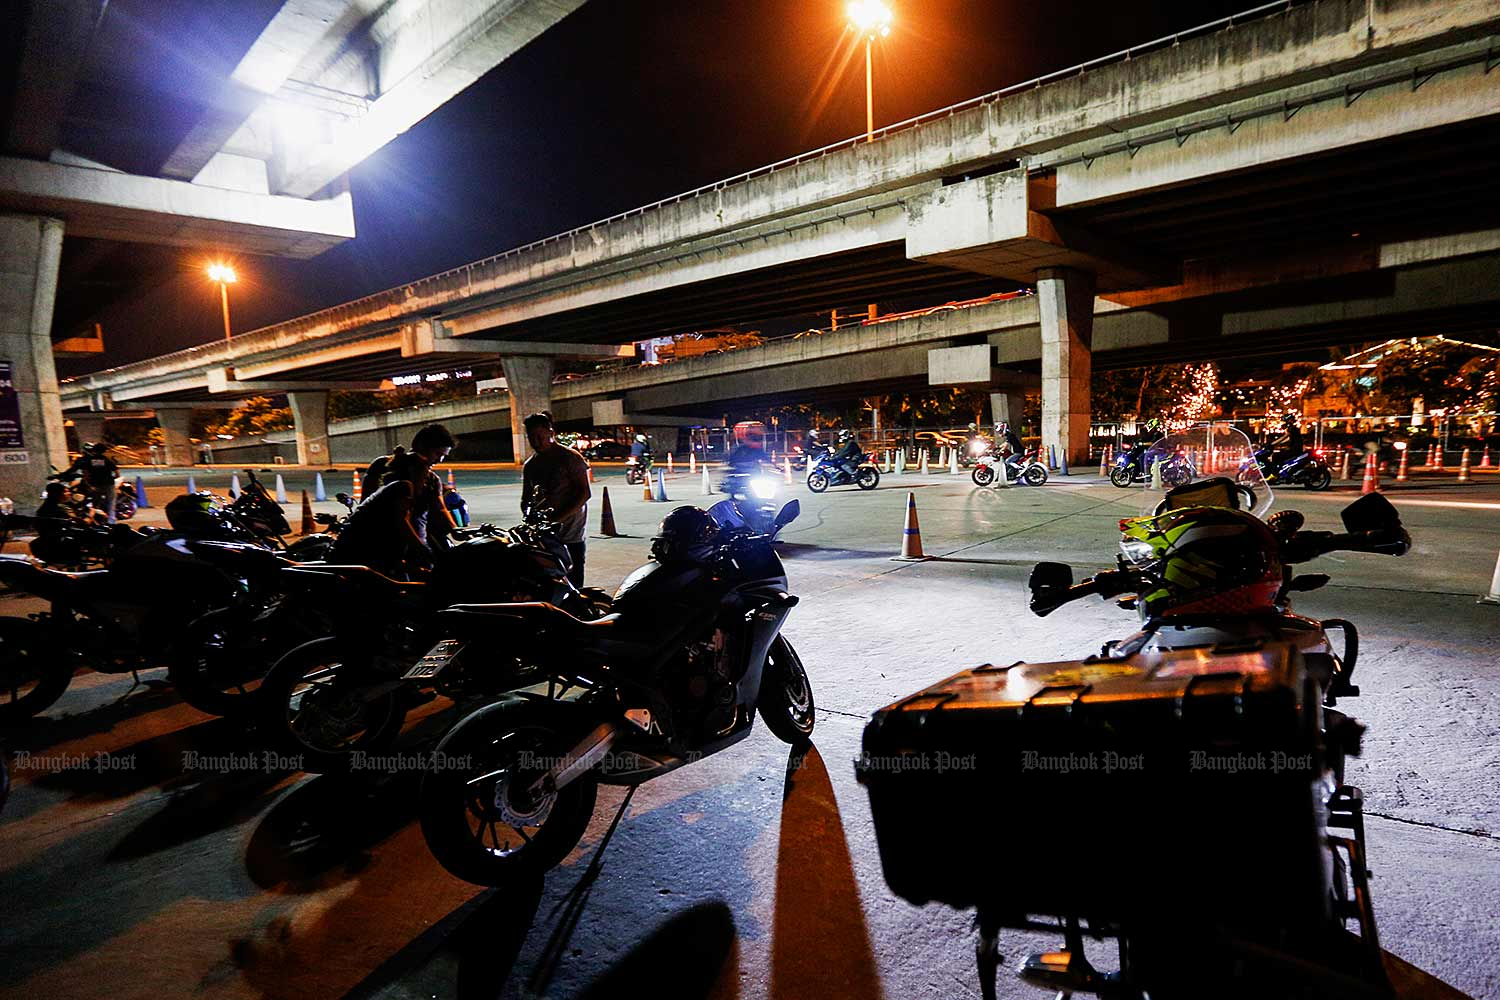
[1037, 267, 1095, 467]
[0, 214, 68, 506]
[156, 409, 196, 467]
[287, 391, 330, 466]
[500, 356, 553, 464]
[989, 391, 1027, 428]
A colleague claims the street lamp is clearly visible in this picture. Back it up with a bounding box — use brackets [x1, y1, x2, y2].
[847, 1, 893, 142]
[206, 262, 237, 343]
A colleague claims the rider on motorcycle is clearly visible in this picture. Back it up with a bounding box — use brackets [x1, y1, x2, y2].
[56, 443, 119, 521]
[629, 433, 653, 469]
[1269, 419, 1305, 474]
[833, 430, 862, 478]
[994, 422, 1024, 475]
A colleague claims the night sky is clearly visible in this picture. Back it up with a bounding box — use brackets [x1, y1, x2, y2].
[62, 0, 1256, 374]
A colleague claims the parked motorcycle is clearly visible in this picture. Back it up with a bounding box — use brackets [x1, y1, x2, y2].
[0, 534, 296, 723]
[416, 499, 812, 885]
[1109, 441, 1197, 488]
[860, 428, 1410, 1000]
[165, 471, 293, 550]
[1245, 446, 1333, 491]
[281, 491, 357, 563]
[805, 452, 879, 492]
[970, 448, 1049, 486]
[254, 518, 612, 773]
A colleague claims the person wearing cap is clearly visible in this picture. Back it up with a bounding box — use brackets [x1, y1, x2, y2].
[520, 411, 592, 587]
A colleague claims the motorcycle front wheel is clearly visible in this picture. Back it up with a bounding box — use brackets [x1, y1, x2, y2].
[971, 465, 995, 487]
[0, 618, 72, 723]
[1023, 464, 1049, 486]
[1108, 467, 1134, 488]
[806, 471, 829, 493]
[113, 497, 136, 521]
[856, 467, 880, 490]
[255, 638, 407, 773]
[757, 635, 815, 745]
[625, 467, 644, 485]
[419, 705, 598, 885]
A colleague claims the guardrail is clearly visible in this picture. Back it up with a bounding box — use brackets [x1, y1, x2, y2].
[61, 1, 1306, 391]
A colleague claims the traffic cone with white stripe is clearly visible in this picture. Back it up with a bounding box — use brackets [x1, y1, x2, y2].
[1099, 449, 1109, 476]
[701, 467, 713, 495]
[948, 448, 960, 474]
[654, 469, 669, 502]
[1482, 445, 1493, 469]
[274, 473, 288, 503]
[690, 452, 697, 474]
[598, 487, 619, 537]
[352, 469, 362, 504]
[447, 468, 456, 489]
[919, 451, 930, 475]
[1481, 549, 1500, 605]
[783, 457, 793, 485]
[1340, 450, 1351, 481]
[667, 453, 674, 472]
[893, 491, 928, 561]
[1361, 453, 1379, 495]
[1396, 448, 1409, 482]
[230, 472, 241, 499]
[1458, 447, 1472, 483]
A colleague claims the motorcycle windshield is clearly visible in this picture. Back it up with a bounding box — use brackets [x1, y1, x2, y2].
[1135, 424, 1272, 519]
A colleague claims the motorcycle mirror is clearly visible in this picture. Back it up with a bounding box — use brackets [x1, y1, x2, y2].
[1028, 561, 1073, 597]
[773, 499, 801, 529]
[335, 491, 352, 505]
[1339, 491, 1400, 534]
[1286, 573, 1330, 593]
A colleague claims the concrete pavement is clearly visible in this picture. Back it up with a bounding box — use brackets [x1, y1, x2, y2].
[2, 469, 1497, 1000]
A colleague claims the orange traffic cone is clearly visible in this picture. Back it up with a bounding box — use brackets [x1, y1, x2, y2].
[352, 469, 362, 504]
[446, 468, 456, 488]
[642, 477, 653, 501]
[1458, 447, 1472, 483]
[1482, 445, 1493, 469]
[300, 490, 314, 535]
[667, 453, 674, 472]
[893, 491, 928, 561]
[1361, 453, 1379, 495]
[598, 486, 619, 536]
[1431, 444, 1443, 471]
[587, 463, 595, 484]
[1395, 448, 1409, 482]
[783, 457, 793, 484]
[1099, 449, 1109, 476]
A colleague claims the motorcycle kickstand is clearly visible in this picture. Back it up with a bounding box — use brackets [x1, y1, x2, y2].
[975, 907, 1005, 1000]
[580, 784, 637, 885]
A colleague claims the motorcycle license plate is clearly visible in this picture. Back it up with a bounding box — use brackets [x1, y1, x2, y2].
[404, 640, 464, 680]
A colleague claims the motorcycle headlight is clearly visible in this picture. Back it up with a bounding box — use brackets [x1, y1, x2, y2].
[750, 477, 779, 500]
[0, 497, 12, 516]
[1119, 538, 1156, 567]
[969, 441, 985, 455]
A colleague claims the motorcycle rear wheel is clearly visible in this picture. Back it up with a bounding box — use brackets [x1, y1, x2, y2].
[1023, 465, 1048, 486]
[757, 635, 815, 745]
[971, 465, 995, 487]
[420, 706, 598, 885]
[0, 618, 72, 724]
[856, 467, 879, 490]
[1109, 467, 1134, 488]
[170, 607, 304, 718]
[1304, 467, 1332, 491]
[806, 471, 829, 493]
[256, 638, 407, 773]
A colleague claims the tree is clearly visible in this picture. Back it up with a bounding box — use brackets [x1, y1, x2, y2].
[203, 396, 293, 438]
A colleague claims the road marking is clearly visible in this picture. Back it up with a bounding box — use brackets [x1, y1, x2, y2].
[1388, 499, 1500, 511]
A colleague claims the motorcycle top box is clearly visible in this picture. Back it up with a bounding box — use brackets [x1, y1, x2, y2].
[857, 641, 1337, 932]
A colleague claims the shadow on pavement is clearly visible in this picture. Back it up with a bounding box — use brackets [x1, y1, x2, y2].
[7, 674, 183, 753]
[245, 772, 422, 892]
[571, 901, 737, 1000]
[776, 543, 892, 561]
[770, 744, 884, 1000]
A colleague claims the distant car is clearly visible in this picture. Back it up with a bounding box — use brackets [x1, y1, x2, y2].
[584, 440, 631, 461]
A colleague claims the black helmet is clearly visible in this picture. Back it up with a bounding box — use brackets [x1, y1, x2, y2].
[837, 429, 853, 441]
[650, 506, 719, 563]
[87, 442, 109, 456]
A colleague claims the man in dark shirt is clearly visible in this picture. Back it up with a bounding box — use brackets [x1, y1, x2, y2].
[361, 424, 457, 552]
[57, 443, 119, 522]
[520, 412, 591, 587]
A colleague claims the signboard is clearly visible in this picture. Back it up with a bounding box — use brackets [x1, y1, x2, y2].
[0, 361, 23, 450]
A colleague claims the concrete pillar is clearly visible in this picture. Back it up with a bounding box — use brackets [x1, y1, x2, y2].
[988, 391, 1026, 429]
[642, 427, 682, 455]
[1037, 267, 1095, 467]
[0, 215, 68, 506]
[500, 356, 554, 463]
[287, 391, 329, 466]
[70, 414, 106, 451]
[156, 409, 195, 467]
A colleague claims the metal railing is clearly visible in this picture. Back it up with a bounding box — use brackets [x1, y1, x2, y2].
[61, 1, 1313, 391]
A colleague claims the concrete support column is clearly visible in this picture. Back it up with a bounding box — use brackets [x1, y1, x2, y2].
[0, 215, 68, 505]
[156, 409, 195, 467]
[70, 414, 106, 451]
[641, 427, 682, 456]
[500, 356, 554, 463]
[988, 391, 1027, 428]
[1037, 267, 1095, 467]
[287, 391, 329, 466]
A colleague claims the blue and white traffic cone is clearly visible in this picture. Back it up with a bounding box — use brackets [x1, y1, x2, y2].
[654, 469, 669, 502]
[1059, 450, 1069, 477]
[186, 474, 197, 494]
[274, 473, 288, 503]
[135, 475, 151, 508]
[313, 471, 327, 502]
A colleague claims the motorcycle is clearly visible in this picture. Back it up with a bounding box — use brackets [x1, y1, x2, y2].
[1109, 441, 1197, 488]
[1246, 446, 1333, 491]
[625, 454, 653, 486]
[281, 491, 358, 563]
[48, 476, 137, 523]
[0, 534, 298, 723]
[805, 452, 879, 492]
[254, 518, 612, 773]
[861, 427, 1411, 1000]
[715, 470, 791, 537]
[970, 448, 1049, 487]
[416, 499, 812, 885]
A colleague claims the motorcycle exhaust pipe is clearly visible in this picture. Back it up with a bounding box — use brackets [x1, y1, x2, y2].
[530, 721, 618, 796]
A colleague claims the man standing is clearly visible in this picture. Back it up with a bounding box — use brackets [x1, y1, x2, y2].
[520, 412, 592, 587]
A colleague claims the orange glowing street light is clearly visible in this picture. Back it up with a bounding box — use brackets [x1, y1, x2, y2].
[847, 1, 893, 142]
[206, 262, 238, 343]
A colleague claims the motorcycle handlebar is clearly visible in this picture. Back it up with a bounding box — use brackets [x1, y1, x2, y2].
[1283, 527, 1411, 563]
[1030, 569, 1136, 617]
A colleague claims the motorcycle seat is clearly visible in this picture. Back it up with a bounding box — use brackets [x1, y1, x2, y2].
[444, 601, 620, 628]
[281, 564, 424, 595]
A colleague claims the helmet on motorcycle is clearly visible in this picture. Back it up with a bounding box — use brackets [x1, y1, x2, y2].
[1118, 506, 1282, 618]
[635, 433, 648, 444]
[41, 482, 66, 501]
[650, 506, 719, 563]
[165, 490, 226, 534]
[837, 429, 853, 442]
